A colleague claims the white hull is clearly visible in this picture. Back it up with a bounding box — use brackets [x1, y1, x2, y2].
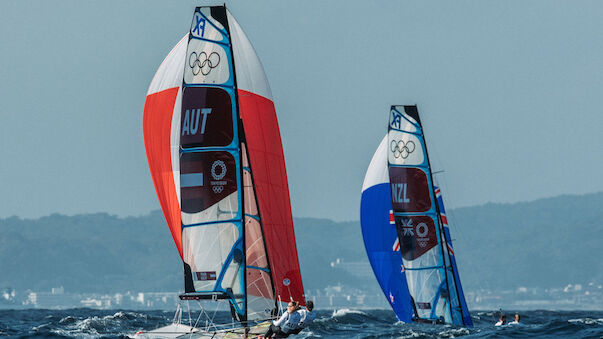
[133, 321, 270, 339]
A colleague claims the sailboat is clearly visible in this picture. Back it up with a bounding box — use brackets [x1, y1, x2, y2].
[140, 5, 305, 338]
[360, 105, 472, 326]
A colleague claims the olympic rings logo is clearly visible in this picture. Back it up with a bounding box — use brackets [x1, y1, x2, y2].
[390, 139, 416, 159]
[189, 51, 220, 76]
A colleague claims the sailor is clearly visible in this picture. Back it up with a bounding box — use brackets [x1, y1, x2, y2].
[495, 314, 506, 326]
[509, 313, 521, 325]
[289, 300, 316, 335]
[261, 301, 301, 338]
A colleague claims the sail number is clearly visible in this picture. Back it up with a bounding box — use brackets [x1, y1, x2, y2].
[391, 183, 410, 204]
[182, 108, 212, 136]
[193, 14, 206, 37]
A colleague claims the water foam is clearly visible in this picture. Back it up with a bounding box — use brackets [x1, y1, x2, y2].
[331, 308, 367, 318]
[568, 317, 603, 325]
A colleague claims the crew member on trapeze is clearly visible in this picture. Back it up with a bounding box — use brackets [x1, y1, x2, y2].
[259, 300, 316, 338]
[288, 301, 316, 335]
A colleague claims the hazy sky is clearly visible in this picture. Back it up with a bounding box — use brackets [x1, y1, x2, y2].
[1, 1, 602, 221]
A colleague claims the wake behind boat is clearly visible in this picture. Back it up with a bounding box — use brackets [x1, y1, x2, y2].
[140, 5, 306, 338]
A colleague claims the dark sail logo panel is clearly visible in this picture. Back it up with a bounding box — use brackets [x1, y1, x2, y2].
[180, 151, 237, 215]
[181, 87, 233, 148]
[395, 215, 438, 260]
[388, 167, 431, 212]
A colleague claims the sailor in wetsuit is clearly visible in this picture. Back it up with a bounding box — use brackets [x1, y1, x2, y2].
[261, 301, 301, 338]
[288, 301, 316, 335]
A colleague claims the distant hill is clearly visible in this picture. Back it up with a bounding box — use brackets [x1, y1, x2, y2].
[1, 192, 601, 294]
[451, 192, 603, 291]
[0, 212, 181, 293]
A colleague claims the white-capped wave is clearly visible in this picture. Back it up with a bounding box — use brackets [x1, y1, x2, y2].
[395, 329, 421, 338]
[74, 316, 103, 334]
[59, 315, 77, 324]
[568, 318, 603, 325]
[331, 308, 367, 318]
[31, 322, 51, 331]
[437, 327, 471, 338]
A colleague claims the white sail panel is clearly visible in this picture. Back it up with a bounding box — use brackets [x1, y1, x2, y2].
[183, 222, 239, 291]
[170, 89, 182, 205]
[226, 10, 272, 100]
[361, 135, 389, 192]
[403, 248, 447, 320]
[221, 254, 243, 295]
[147, 34, 188, 95]
[184, 39, 231, 85]
[181, 192, 238, 226]
[388, 130, 425, 166]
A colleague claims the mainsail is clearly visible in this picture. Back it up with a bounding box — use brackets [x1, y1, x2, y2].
[360, 105, 472, 326]
[143, 6, 304, 324]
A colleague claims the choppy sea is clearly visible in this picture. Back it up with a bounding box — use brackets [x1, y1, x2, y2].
[0, 308, 602, 338]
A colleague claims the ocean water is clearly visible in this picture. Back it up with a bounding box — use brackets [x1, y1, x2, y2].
[0, 308, 602, 338]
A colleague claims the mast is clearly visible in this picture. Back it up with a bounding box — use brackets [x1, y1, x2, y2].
[433, 188, 464, 325]
[435, 183, 473, 326]
[408, 105, 455, 323]
[222, 3, 249, 323]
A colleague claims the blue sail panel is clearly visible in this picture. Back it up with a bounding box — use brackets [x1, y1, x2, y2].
[361, 183, 413, 322]
[360, 137, 413, 322]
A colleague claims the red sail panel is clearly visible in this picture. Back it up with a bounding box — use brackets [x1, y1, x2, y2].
[143, 87, 183, 258]
[238, 89, 305, 305]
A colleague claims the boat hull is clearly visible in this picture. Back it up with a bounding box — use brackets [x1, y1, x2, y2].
[133, 321, 270, 339]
